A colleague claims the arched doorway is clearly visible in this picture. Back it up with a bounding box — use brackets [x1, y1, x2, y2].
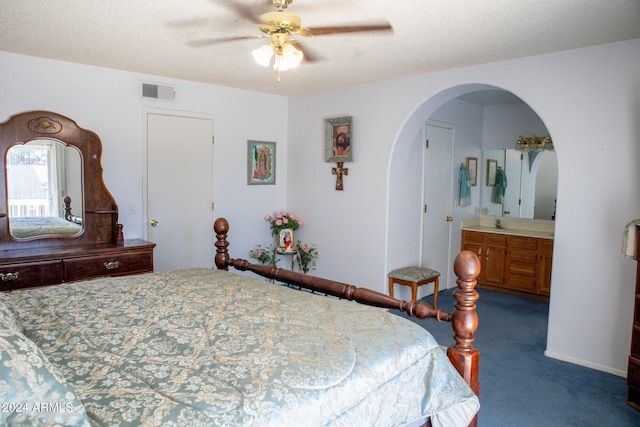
[387, 84, 557, 300]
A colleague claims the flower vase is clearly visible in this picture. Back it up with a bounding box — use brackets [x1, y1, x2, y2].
[276, 228, 295, 254]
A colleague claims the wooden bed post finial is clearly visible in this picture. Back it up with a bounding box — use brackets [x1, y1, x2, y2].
[214, 217, 230, 270]
[449, 250, 481, 406]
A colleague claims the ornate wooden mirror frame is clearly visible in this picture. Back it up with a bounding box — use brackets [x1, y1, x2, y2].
[0, 111, 122, 250]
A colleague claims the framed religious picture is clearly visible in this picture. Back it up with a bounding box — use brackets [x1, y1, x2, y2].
[277, 228, 295, 254]
[325, 116, 352, 162]
[247, 140, 276, 185]
[466, 157, 478, 187]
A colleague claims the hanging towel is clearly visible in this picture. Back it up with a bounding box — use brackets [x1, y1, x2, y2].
[494, 166, 507, 204]
[622, 219, 640, 259]
[458, 164, 472, 207]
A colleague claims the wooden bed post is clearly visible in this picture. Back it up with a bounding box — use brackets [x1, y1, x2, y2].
[214, 218, 230, 270]
[449, 250, 481, 427]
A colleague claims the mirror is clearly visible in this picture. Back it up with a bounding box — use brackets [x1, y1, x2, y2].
[6, 139, 83, 239]
[481, 148, 557, 220]
[0, 111, 121, 251]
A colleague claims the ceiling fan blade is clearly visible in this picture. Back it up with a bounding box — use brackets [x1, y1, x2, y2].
[187, 35, 261, 48]
[302, 23, 393, 37]
[169, 1, 266, 29]
[213, 0, 266, 23]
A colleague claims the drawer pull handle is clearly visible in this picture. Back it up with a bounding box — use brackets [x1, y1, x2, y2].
[104, 261, 120, 270]
[1, 272, 19, 281]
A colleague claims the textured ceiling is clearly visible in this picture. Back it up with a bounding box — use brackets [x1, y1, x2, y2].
[1, 0, 639, 97]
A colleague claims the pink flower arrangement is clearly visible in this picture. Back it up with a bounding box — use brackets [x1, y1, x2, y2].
[264, 211, 302, 236]
[248, 245, 279, 266]
[295, 242, 318, 274]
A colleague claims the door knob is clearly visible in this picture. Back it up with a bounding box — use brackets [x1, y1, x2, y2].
[150, 219, 159, 227]
[445, 215, 453, 222]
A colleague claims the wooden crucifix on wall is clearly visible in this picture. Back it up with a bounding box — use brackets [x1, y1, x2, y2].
[325, 116, 353, 191]
[332, 162, 348, 191]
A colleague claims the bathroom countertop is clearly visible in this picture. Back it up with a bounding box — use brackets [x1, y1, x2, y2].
[461, 218, 554, 239]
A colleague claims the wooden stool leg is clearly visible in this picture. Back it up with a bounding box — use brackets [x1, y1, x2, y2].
[388, 278, 394, 298]
[411, 283, 418, 301]
[432, 277, 439, 309]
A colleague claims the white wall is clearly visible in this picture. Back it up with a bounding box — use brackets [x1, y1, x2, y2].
[289, 38, 640, 376]
[483, 103, 548, 149]
[0, 51, 289, 258]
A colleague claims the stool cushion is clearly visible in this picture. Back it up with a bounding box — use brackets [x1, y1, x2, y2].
[388, 267, 440, 282]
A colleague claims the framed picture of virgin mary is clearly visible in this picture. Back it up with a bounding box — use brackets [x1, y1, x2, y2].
[247, 140, 276, 185]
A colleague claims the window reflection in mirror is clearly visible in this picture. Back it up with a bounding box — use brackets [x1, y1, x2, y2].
[481, 148, 557, 220]
[6, 139, 83, 239]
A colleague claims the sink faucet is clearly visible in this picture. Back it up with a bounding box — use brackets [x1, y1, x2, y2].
[495, 219, 503, 229]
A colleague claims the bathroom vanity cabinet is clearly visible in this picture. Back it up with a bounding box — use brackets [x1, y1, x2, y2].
[461, 230, 506, 288]
[461, 229, 553, 298]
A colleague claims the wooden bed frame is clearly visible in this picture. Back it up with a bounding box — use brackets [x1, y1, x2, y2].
[63, 196, 83, 225]
[214, 217, 480, 427]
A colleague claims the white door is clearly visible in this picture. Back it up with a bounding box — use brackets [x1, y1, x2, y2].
[421, 122, 454, 290]
[144, 109, 215, 272]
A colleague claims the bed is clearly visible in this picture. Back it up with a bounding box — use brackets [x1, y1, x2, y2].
[9, 215, 82, 239]
[8, 195, 83, 239]
[0, 112, 480, 426]
[0, 217, 480, 427]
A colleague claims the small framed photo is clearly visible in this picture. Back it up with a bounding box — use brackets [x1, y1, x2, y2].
[247, 140, 276, 185]
[486, 159, 497, 187]
[277, 229, 294, 253]
[325, 116, 352, 162]
[466, 157, 478, 187]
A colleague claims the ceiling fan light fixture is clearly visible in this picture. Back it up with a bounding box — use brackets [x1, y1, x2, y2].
[252, 44, 274, 67]
[279, 43, 303, 70]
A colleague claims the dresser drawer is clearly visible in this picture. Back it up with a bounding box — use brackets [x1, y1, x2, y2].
[0, 261, 63, 291]
[487, 234, 507, 247]
[631, 324, 640, 358]
[64, 251, 153, 281]
[462, 231, 484, 244]
[628, 356, 640, 388]
[508, 261, 537, 276]
[509, 236, 538, 250]
[509, 247, 538, 264]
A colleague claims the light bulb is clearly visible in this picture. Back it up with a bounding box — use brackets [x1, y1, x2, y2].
[252, 44, 274, 67]
[281, 43, 303, 69]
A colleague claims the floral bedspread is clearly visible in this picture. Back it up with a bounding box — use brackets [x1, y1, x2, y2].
[3, 268, 478, 426]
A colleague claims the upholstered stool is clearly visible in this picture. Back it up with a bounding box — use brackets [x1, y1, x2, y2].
[388, 266, 440, 309]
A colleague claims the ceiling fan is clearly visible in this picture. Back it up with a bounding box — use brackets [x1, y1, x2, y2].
[187, 0, 393, 80]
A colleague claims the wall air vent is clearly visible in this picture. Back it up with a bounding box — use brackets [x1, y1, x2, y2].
[142, 83, 175, 100]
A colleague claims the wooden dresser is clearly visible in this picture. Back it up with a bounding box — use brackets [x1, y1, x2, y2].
[0, 111, 155, 292]
[628, 226, 640, 410]
[0, 239, 155, 291]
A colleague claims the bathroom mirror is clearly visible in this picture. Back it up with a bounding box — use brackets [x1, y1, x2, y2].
[6, 139, 83, 239]
[481, 148, 557, 220]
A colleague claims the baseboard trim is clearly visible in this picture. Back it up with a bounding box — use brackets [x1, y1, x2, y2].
[544, 350, 627, 378]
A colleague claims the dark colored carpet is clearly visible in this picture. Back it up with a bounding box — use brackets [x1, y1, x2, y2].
[394, 288, 640, 426]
